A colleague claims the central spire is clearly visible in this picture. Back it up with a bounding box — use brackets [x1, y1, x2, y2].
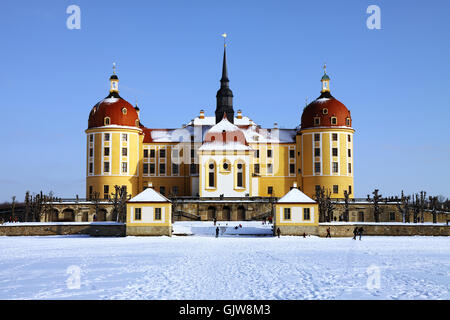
[215, 34, 234, 124]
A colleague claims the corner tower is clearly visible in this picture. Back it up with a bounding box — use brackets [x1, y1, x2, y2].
[215, 41, 234, 124]
[299, 66, 355, 199]
[85, 65, 143, 200]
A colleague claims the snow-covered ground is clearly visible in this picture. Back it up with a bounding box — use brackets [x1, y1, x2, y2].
[0, 234, 448, 300]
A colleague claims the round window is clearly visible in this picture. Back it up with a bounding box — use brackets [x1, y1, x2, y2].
[209, 164, 214, 170]
[237, 164, 243, 170]
[322, 108, 328, 115]
[223, 163, 229, 170]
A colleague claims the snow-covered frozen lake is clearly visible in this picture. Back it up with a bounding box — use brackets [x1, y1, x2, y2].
[0, 235, 448, 300]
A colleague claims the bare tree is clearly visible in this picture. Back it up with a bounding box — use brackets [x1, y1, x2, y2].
[396, 191, 411, 223]
[419, 191, 426, 223]
[429, 196, 438, 224]
[325, 190, 335, 222]
[112, 185, 128, 223]
[343, 190, 350, 222]
[92, 191, 100, 220]
[412, 194, 420, 223]
[315, 187, 327, 222]
[11, 196, 16, 221]
[24, 191, 31, 222]
[367, 189, 383, 222]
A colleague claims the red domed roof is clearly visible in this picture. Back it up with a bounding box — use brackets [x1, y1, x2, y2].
[301, 92, 352, 129]
[88, 93, 140, 129]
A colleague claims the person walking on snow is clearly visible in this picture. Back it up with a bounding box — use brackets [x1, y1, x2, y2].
[326, 227, 331, 238]
[358, 227, 364, 240]
[213, 217, 217, 226]
[268, 216, 273, 224]
[215, 227, 219, 238]
[353, 227, 358, 240]
[276, 227, 281, 238]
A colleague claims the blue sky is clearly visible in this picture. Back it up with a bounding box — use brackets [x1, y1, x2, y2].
[0, 0, 449, 202]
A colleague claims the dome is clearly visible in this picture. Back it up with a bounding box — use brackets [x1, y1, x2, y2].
[88, 92, 140, 129]
[200, 114, 250, 151]
[301, 91, 352, 129]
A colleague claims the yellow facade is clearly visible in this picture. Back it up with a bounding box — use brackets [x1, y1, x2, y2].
[85, 126, 142, 199]
[126, 202, 172, 227]
[299, 128, 354, 199]
[275, 203, 319, 226]
[86, 69, 354, 202]
[86, 126, 354, 200]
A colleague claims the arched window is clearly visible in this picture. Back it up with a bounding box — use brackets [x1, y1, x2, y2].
[331, 117, 337, 125]
[346, 118, 351, 126]
[122, 108, 127, 115]
[104, 117, 110, 125]
[314, 117, 320, 126]
[236, 162, 244, 188]
[135, 119, 139, 127]
[208, 162, 215, 188]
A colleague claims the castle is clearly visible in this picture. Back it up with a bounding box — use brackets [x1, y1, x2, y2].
[85, 45, 355, 213]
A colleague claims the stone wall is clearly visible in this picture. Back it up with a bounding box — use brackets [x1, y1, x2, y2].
[126, 226, 172, 237]
[331, 203, 449, 224]
[276, 225, 319, 236]
[0, 223, 125, 237]
[318, 224, 450, 237]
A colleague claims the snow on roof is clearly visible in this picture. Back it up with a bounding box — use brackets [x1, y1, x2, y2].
[199, 141, 252, 151]
[128, 187, 171, 203]
[207, 117, 240, 133]
[315, 98, 331, 103]
[103, 97, 120, 104]
[242, 127, 297, 143]
[278, 188, 316, 204]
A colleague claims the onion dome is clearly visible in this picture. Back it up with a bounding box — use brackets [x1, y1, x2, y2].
[301, 67, 352, 130]
[88, 67, 139, 129]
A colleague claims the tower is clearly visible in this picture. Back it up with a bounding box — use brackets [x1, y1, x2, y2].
[215, 44, 234, 124]
[298, 67, 355, 199]
[86, 66, 143, 201]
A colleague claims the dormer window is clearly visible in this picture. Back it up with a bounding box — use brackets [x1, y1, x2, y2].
[346, 118, 351, 126]
[314, 117, 321, 126]
[331, 117, 337, 125]
[122, 108, 127, 115]
[104, 117, 110, 125]
[135, 119, 139, 127]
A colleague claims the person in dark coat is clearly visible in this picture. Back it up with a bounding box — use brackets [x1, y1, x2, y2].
[353, 227, 358, 240]
[213, 218, 217, 226]
[303, 232, 306, 238]
[358, 227, 364, 240]
[268, 216, 273, 224]
[276, 227, 281, 238]
[215, 227, 219, 238]
[326, 227, 331, 238]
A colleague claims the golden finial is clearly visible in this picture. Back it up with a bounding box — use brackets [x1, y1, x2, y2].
[221, 33, 227, 47]
[323, 63, 327, 74]
[113, 62, 116, 75]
